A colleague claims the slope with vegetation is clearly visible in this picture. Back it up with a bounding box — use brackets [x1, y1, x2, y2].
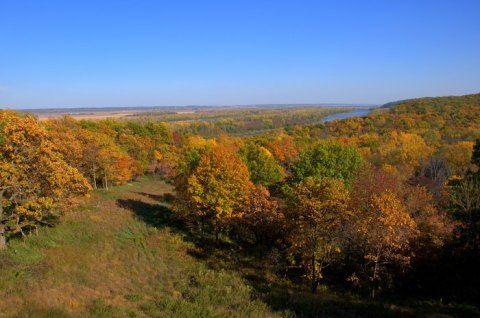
[0, 93, 479, 317]
[0, 178, 278, 317]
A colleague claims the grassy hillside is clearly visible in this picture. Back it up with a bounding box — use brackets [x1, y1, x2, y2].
[0, 177, 478, 317]
[0, 177, 277, 318]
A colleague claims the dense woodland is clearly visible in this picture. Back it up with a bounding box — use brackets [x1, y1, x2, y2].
[129, 106, 353, 137]
[1, 93, 480, 315]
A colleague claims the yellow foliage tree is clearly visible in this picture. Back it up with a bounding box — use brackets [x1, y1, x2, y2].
[186, 145, 254, 241]
[377, 131, 433, 174]
[441, 141, 475, 175]
[287, 177, 349, 293]
[0, 111, 91, 247]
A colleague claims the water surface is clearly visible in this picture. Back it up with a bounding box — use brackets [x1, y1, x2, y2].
[321, 109, 371, 123]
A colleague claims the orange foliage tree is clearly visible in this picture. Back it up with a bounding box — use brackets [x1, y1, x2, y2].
[352, 190, 418, 298]
[241, 185, 284, 245]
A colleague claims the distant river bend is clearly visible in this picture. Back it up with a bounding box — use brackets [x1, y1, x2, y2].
[320, 109, 371, 123]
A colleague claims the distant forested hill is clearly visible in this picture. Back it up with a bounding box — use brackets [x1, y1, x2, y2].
[317, 93, 480, 142]
[380, 92, 480, 109]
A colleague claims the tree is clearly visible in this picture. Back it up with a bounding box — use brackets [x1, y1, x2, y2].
[445, 139, 480, 249]
[293, 140, 363, 185]
[447, 175, 480, 249]
[46, 119, 140, 189]
[177, 136, 217, 176]
[267, 133, 299, 166]
[185, 145, 254, 241]
[239, 142, 285, 186]
[242, 185, 284, 245]
[287, 177, 349, 293]
[0, 111, 91, 248]
[473, 139, 480, 167]
[376, 131, 433, 174]
[440, 141, 475, 175]
[353, 190, 417, 298]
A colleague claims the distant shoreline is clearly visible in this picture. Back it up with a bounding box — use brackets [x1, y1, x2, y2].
[10, 104, 377, 120]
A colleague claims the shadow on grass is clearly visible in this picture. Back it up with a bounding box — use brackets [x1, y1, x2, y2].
[132, 192, 175, 204]
[185, 241, 480, 318]
[117, 193, 480, 318]
[116, 198, 180, 232]
[184, 241, 410, 318]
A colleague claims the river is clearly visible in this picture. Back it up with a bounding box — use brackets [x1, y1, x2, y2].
[320, 109, 371, 123]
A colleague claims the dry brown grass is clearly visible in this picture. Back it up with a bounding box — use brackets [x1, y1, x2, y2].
[37, 112, 135, 121]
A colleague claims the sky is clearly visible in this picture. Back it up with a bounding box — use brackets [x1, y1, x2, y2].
[1, 0, 479, 109]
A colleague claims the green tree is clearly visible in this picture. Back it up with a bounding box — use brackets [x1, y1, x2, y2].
[293, 140, 363, 185]
[239, 142, 285, 186]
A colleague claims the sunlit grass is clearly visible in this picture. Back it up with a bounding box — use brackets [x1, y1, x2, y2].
[0, 177, 277, 317]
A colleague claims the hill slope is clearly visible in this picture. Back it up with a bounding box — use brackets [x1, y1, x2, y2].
[380, 93, 480, 109]
[0, 177, 277, 318]
[1, 177, 478, 317]
[323, 93, 480, 142]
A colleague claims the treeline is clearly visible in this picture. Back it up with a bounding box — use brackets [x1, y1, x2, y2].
[0, 111, 176, 248]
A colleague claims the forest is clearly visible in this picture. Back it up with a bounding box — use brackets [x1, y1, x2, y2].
[0, 93, 479, 317]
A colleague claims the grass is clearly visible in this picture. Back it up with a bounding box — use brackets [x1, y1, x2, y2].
[0, 176, 478, 317]
[0, 177, 277, 317]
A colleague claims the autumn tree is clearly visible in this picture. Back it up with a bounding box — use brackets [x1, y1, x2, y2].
[183, 145, 254, 241]
[239, 142, 285, 186]
[286, 177, 349, 293]
[376, 131, 433, 174]
[44, 116, 85, 167]
[267, 133, 299, 166]
[352, 190, 417, 298]
[241, 185, 284, 245]
[0, 111, 91, 248]
[177, 136, 217, 176]
[440, 141, 475, 176]
[46, 118, 142, 189]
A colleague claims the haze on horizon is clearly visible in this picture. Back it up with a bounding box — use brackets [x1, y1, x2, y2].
[1, 0, 479, 109]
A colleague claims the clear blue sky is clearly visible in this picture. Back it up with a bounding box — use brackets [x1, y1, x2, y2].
[1, 0, 479, 108]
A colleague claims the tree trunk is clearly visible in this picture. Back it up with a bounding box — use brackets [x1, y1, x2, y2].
[198, 218, 204, 237]
[311, 253, 318, 293]
[104, 169, 108, 191]
[93, 166, 97, 189]
[371, 255, 379, 299]
[0, 225, 6, 249]
[311, 224, 318, 293]
[0, 195, 6, 249]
